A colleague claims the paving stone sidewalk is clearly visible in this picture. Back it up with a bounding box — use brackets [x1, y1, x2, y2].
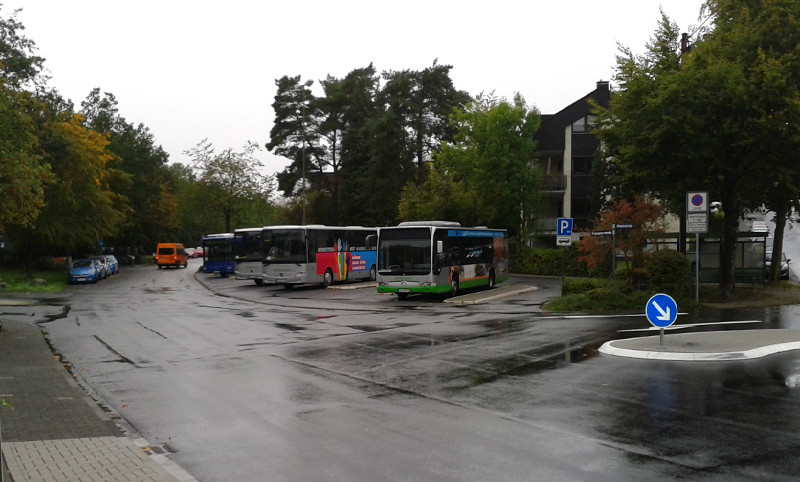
[0, 319, 189, 481]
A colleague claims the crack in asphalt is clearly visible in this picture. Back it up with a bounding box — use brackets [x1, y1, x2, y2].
[94, 335, 138, 366]
[136, 321, 168, 339]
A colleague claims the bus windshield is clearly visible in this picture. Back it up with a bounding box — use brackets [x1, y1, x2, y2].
[378, 228, 431, 275]
[234, 231, 263, 261]
[264, 229, 306, 264]
[204, 239, 232, 262]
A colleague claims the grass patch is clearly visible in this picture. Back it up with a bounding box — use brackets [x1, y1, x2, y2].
[0, 268, 67, 293]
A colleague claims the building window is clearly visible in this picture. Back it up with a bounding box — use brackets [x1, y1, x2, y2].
[573, 156, 593, 174]
[571, 115, 596, 133]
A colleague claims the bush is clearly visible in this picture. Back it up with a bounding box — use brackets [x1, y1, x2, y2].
[543, 284, 652, 312]
[562, 277, 606, 295]
[645, 249, 690, 296]
[509, 243, 589, 277]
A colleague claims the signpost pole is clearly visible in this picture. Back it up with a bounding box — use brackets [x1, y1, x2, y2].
[695, 233, 700, 303]
[611, 227, 616, 279]
[660, 328, 665, 348]
[561, 247, 566, 296]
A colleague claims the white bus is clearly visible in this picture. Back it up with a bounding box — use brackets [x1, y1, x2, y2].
[234, 227, 267, 285]
[376, 221, 509, 300]
[262, 225, 378, 288]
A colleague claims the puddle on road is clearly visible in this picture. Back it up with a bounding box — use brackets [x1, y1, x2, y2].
[274, 323, 307, 332]
[347, 325, 384, 332]
[446, 343, 603, 391]
[143, 287, 175, 294]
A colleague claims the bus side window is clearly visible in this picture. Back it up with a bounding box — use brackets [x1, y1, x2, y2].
[307, 235, 316, 262]
[449, 247, 461, 266]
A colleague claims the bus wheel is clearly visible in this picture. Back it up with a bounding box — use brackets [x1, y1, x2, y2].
[254, 279, 264, 286]
[488, 269, 496, 288]
[450, 277, 459, 297]
[323, 269, 334, 287]
[370, 265, 376, 281]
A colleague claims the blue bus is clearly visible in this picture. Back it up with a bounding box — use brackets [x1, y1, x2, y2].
[202, 233, 235, 276]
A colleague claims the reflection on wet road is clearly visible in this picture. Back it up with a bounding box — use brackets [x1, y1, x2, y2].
[27, 264, 800, 480]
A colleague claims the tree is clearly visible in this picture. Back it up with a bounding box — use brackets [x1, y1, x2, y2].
[267, 76, 323, 198]
[0, 6, 50, 232]
[577, 196, 667, 282]
[331, 65, 383, 225]
[381, 61, 472, 183]
[399, 93, 541, 239]
[31, 113, 129, 254]
[0, 82, 50, 231]
[0, 5, 45, 91]
[268, 63, 470, 226]
[185, 140, 274, 232]
[595, 2, 800, 297]
[81, 88, 176, 249]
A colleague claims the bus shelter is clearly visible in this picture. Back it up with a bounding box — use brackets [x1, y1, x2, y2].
[646, 232, 768, 285]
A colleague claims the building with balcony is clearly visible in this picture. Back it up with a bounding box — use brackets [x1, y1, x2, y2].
[534, 81, 610, 237]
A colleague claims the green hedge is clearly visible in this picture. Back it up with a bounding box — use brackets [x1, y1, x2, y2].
[509, 243, 589, 277]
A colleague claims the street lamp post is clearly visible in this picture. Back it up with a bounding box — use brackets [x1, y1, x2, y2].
[298, 79, 313, 225]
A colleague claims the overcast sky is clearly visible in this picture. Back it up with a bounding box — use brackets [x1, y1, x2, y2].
[5, 0, 706, 175]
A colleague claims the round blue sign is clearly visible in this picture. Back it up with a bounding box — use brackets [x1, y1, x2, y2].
[645, 293, 678, 328]
[691, 194, 704, 207]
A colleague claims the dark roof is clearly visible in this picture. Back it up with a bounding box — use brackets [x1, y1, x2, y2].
[537, 81, 610, 152]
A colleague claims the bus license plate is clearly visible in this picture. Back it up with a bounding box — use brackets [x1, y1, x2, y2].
[398, 289, 410, 293]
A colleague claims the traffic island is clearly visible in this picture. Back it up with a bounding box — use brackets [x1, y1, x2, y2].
[599, 329, 800, 361]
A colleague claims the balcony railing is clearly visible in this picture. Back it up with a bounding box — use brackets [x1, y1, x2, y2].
[541, 174, 567, 192]
[534, 217, 559, 232]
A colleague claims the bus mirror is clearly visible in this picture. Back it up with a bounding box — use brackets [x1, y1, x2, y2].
[436, 240, 443, 254]
[366, 234, 377, 250]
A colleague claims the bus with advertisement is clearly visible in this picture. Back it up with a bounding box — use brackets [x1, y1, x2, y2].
[261, 225, 377, 288]
[201, 233, 235, 277]
[233, 227, 267, 285]
[376, 221, 509, 300]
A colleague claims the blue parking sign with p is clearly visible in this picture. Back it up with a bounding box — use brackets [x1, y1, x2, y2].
[557, 218, 573, 236]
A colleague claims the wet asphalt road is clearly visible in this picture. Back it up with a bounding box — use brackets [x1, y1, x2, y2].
[19, 259, 800, 481]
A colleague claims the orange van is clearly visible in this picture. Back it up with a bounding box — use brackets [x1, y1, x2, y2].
[155, 242, 188, 269]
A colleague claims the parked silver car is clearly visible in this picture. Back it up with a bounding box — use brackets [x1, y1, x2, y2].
[89, 256, 109, 279]
[103, 254, 119, 275]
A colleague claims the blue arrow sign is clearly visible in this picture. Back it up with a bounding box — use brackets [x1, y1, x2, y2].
[557, 218, 573, 236]
[645, 293, 678, 328]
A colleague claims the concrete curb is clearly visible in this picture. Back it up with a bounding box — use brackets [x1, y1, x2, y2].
[599, 329, 800, 361]
[445, 286, 540, 305]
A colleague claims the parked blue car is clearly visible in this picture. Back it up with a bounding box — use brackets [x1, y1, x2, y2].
[68, 259, 100, 284]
